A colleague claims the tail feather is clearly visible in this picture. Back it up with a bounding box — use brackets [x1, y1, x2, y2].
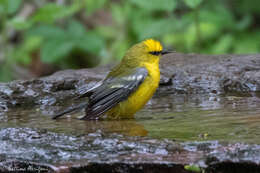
[52, 102, 88, 119]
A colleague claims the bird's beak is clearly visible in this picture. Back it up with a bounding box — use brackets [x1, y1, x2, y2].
[161, 50, 175, 55]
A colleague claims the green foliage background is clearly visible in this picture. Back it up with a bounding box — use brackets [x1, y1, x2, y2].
[0, 0, 260, 81]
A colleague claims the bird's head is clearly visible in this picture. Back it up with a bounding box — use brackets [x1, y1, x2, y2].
[122, 39, 172, 65]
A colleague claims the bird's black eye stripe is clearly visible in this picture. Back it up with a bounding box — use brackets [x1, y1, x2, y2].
[149, 51, 162, 55]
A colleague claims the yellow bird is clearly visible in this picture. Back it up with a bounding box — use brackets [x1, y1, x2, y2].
[52, 39, 171, 120]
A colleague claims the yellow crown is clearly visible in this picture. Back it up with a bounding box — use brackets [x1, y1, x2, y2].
[143, 39, 163, 52]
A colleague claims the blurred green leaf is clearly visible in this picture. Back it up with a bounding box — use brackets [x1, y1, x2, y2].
[12, 36, 42, 65]
[0, 64, 13, 82]
[134, 17, 180, 40]
[26, 25, 65, 38]
[0, 0, 8, 14]
[111, 3, 124, 24]
[77, 33, 105, 55]
[210, 34, 234, 54]
[200, 7, 235, 29]
[8, 16, 33, 30]
[235, 14, 252, 31]
[31, 3, 79, 23]
[111, 3, 132, 25]
[24, 36, 42, 52]
[41, 39, 75, 63]
[184, 165, 201, 172]
[12, 51, 31, 65]
[184, 22, 220, 51]
[0, 0, 22, 15]
[198, 22, 220, 39]
[110, 39, 130, 60]
[7, 0, 22, 15]
[85, 0, 107, 16]
[233, 32, 260, 54]
[67, 20, 86, 37]
[237, 0, 260, 13]
[184, 0, 202, 8]
[95, 26, 118, 39]
[66, 21, 105, 55]
[37, 21, 105, 63]
[130, 0, 177, 11]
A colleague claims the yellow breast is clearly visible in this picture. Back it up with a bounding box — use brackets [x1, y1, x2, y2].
[107, 60, 160, 119]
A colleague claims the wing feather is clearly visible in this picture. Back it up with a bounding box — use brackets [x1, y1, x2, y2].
[82, 67, 148, 119]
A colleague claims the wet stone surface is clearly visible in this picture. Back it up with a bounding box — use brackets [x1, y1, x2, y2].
[160, 54, 260, 94]
[0, 53, 260, 172]
[0, 53, 260, 110]
[0, 127, 260, 173]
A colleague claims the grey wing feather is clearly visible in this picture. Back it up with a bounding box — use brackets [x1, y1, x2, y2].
[82, 67, 148, 119]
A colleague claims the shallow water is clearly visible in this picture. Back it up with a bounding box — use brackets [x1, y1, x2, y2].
[2, 92, 260, 144]
[142, 93, 260, 143]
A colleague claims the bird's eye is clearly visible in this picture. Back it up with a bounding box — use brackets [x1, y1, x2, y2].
[149, 51, 162, 56]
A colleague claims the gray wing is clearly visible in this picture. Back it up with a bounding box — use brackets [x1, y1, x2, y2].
[82, 67, 148, 119]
